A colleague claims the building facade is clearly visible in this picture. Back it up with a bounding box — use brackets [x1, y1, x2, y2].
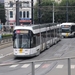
[4, 0, 37, 25]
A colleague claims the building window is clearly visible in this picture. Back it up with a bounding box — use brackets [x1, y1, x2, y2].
[20, 11, 22, 18]
[19, 1, 22, 8]
[26, 2, 29, 7]
[27, 11, 29, 18]
[10, 11, 13, 18]
[22, 1, 29, 7]
[23, 11, 26, 18]
[9, 1, 13, 7]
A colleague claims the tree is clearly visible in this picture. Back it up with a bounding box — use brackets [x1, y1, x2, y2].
[34, 0, 75, 24]
[0, 3, 6, 24]
[34, 0, 61, 24]
[59, 0, 75, 22]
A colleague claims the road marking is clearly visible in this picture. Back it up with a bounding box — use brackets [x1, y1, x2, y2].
[21, 64, 30, 68]
[71, 65, 75, 69]
[0, 54, 3, 58]
[56, 65, 63, 68]
[35, 64, 41, 68]
[0, 62, 13, 66]
[0, 52, 13, 59]
[4, 52, 13, 57]
[42, 64, 50, 68]
[10, 64, 18, 68]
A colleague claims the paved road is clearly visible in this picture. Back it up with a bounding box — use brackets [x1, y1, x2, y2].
[0, 38, 75, 75]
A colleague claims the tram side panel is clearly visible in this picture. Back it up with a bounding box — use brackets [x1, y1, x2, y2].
[50, 29, 54, 45]
[54, 28, 60, 43]
[41, 31, 47, 51]
[35, 33, 41, 55]
[58, 27, 62, 41]
[46, 28, 51, 48]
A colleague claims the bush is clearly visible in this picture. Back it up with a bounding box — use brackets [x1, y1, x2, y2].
[2, 34, 13, 38]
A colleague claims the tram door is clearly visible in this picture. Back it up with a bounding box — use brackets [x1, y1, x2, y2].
[41, 31, 46, 51]
[46, 27, 51, 48]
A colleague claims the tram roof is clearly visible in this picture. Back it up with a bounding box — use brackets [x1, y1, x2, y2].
[14, 23, 57, 29]
[60, 22, 75, 26]
[14, 23, 59, 34]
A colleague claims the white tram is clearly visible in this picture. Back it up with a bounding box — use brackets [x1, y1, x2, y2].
[60, 22, 75, 38]
[13, 23, 61, 57]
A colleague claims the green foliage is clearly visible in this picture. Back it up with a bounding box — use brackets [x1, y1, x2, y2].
[0, 3, 6, 24]
[2, 34, 12, 38]
[59, 0, 75, 6]
[69, 0, 75, 6]
[34, 0, 75, 24]
[41, 0, 52, 6]
[59, 0, 66, 6]
[34, 0, 53, 24]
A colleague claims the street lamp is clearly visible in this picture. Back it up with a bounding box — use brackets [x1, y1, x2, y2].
[15, 0, 20, 25]
[4, 2, 10, 25]
[6, 9, 9, 25]
[53, 2, 54, 23]
[31, 0, 33, 24]
[66, 0, 69, 22]
[38, 0, 41, 24]
[51, 0, 55, 23]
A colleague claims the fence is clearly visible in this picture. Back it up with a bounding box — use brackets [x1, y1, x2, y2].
[0, 56, 75, 75]
[19, 57, 73, 75]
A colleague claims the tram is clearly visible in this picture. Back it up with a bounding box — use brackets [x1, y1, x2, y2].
[60, 22, 75, 38]
[13, 23, 61, 57]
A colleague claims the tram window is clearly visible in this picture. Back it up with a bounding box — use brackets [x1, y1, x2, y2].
[51, 30, 54, 37]
[33, 36, 36, 45]
[41, 32, 46, 43]
[71, 25, 75, 32]
[56, 28, 59, 37]
[31, 35, 36, 48]
[47, 30, 50, 37]
[47, 30, 50, 41]
[55, 29, 57, 37]
[41, 32, 46, 38]
[36, 33, 40, 46]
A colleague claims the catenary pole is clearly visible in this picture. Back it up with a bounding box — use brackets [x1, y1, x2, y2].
[38, 0, 41, 24]
[16, 0, 19, 25]
[31, 0, 34, 24]
[66, 0, 69, 22]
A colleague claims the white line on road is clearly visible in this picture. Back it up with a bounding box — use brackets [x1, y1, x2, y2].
[0, 52, 13, 58]
[10, 64, 19, 68]
[35, 64, 41, 68]
[21, 64, 30, 68]
[71, 65, 75, 69]
[56, 65, 63, 68]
